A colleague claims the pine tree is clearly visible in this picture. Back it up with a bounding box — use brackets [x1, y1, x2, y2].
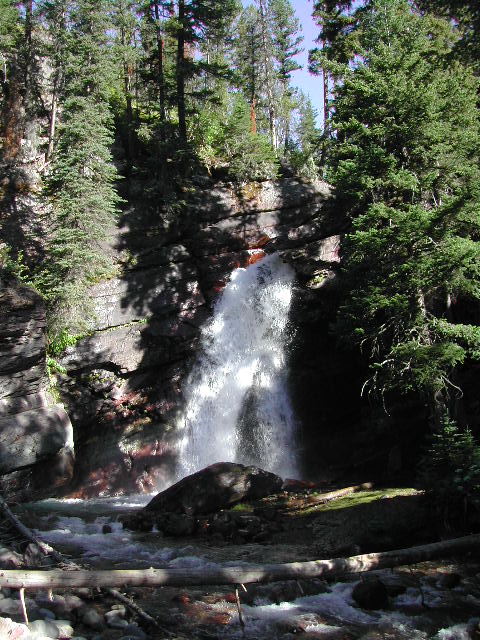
[111, 0, 142, 161]
[269, 0, 303, 151]
[331, 0, 480, 418]
[233, 5, 263, 134]
[174, 0, 237, 148]
[416, 0, 480, 70]
[309, 1, 356, 130]
[41, 0, 122, 344]
[0, 0, 21, 90]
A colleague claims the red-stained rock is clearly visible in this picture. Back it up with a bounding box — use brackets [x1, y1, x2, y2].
[282, 478, 316, 492]
[246, 249, 265, 265]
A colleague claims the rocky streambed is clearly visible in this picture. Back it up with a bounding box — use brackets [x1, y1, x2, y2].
[2, 474, 480, 640]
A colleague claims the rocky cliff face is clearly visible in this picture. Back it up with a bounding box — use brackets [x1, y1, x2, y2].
[0, 280, 74, 500]
[54, 178, 347, 496]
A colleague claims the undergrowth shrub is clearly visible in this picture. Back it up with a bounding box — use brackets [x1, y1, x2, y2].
[418, 417, 480, 527]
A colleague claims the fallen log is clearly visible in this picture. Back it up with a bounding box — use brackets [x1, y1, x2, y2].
[0, 533, 479, 589]
[0, 497, 63, 563]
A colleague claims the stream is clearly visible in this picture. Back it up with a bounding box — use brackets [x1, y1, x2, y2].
[17, 496, 480, 640]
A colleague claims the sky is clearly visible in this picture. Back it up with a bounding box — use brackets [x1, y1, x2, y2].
[288, 0, 324, 123]
[242, 0, 325, 125]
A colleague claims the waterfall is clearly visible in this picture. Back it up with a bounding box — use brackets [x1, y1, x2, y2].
[177, 253, 298, 479]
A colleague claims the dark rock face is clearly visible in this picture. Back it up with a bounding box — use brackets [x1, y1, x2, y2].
[0, 281, 74, 500]
[55, 178, 344, 496]
[145, 462, 283, 515]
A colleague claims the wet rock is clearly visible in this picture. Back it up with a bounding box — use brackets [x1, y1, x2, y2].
[437, 572, 462, 589]
[122, 622, 148, 639]
[52, 619, 75, 638]
[38, 607, 56, 620]
[105, 615, 128, 630]
[352, 579, 389, 610]
[0, 597, 22, 616]
[29, 618, 61, 638]
[0, 544, 24, 568]
[102, 524, 112, 534]
[82, 608, 106, 631]
[145, 462, 283, 516]
[282, 478, 316, 492]
[162, 513, 197, 537]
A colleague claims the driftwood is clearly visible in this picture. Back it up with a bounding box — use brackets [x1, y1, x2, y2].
[104, 588, 163, 630]
[0, 533, 479, 589]
[0, 497, 63, 563]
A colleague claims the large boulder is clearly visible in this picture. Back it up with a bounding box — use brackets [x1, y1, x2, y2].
[145, 462, 283, 515]
[0, 279, 74, 500]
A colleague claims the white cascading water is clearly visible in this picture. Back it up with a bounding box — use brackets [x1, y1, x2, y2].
[177, 253, 298, 479]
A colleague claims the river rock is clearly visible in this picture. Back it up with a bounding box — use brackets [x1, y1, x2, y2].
[82, 608, 105, 631]
[121, 623, 148, 639]
[145, 462, 283, 515]
[352, 579, 389, 610]
[29, 618, 61, 638]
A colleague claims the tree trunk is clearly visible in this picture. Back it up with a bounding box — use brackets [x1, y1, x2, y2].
[250, 95, 257, 134]
[323, 66, 328, 132]
[24, 0, 33, 108]
[0, 534, 479, 589]
[152, 0, 166, 141]
[45, 73, 58, 164]
[176, 0, 187, 147]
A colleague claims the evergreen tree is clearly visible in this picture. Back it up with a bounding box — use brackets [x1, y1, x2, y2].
[111, 0, 142, 161]
[309, 0, 356, 129]
[174, 0, 237, 148]
[416, 0, 480, 70]
[330, 0, 480, 418]
[233, 5, 263, 134]
[0, 0, 21, 91]
[41, 0, 122, 343]
[269, 0, 303, 150]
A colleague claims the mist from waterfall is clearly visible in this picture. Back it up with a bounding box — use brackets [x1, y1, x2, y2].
[176, 253, 298, 480]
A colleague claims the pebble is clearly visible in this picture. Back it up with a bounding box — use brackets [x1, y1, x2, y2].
[122, 623, 148, 639]
[38, 607, 56, 620]
[0, 597, 22, 615]
[52, 619, 75, 637]
[106, 615, 129, 629]
[82, 607, 106, 631]
[28, 618, 61, 638]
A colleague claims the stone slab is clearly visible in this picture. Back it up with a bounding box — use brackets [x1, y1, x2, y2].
[0, 405, 73, 474]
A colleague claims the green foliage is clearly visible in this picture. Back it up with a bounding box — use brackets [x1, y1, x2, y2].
[48, 329, 84, 357]
[270, 0, 303, 85]
[0, 243, 32, 284]
[416, 0, 480, 70]
[330, 0, 480, 403]
[46, 357, 67, 375]
[418, 417, 480, 523]
[223, 95, 278, 183]
[0, 0, 21, 86]
[41, 0, 122, 342]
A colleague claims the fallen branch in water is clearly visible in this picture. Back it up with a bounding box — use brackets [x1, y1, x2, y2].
[0, 497, 63, 563]
[0, 533, 479, 589]
[0, 496, 165, 630]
